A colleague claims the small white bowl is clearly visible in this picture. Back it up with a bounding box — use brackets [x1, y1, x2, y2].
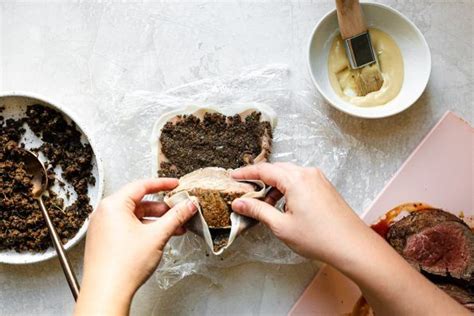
[0, 92, 105, 264]
[308, 2, 431, 119]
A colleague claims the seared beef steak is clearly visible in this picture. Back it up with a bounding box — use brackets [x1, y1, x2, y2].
[387, 209, 474, 282]
[357, 207, 474, 313]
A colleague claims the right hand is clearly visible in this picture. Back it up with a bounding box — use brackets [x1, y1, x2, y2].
[231, 162, 368, 263]
[232, 163, 470, 316]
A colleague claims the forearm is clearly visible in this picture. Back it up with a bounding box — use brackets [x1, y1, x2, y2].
[332, 223, 468, 315]
[74, 274, 134, 316]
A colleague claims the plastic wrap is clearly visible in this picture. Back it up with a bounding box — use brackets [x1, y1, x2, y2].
[102, 64, 354, 289]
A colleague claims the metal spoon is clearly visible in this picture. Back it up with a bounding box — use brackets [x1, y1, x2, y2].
[20, 149, 80, 301]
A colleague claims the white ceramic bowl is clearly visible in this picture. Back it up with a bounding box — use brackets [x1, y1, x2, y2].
[308, 3, 431, 119]
[0, 92, 105, 264]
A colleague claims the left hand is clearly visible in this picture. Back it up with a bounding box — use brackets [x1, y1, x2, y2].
[74, 178, 197, 316]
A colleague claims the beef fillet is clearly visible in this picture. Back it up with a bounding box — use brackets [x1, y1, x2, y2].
[387, 209, 474, 282]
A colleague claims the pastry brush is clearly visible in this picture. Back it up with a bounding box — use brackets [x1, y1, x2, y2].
[335, 0, 384, 96]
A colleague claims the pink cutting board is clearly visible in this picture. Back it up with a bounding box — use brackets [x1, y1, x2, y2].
[289, 111, 474, 315]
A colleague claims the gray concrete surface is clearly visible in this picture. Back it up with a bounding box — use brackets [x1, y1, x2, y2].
[0, 1, 472, 315]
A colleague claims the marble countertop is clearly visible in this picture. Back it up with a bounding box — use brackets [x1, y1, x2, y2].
[0, 1, 472, 315]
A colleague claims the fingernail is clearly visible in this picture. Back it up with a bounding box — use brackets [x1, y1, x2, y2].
[187, 201, 197, 213]
[232, 199, 246, 211]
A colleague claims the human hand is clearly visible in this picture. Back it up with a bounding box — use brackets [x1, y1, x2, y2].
[232, 163, 470, 316]
[231, 163, 368, 264]
[74, 178, 196, 316]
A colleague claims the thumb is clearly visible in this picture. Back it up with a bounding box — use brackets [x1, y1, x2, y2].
[152, 200, 197, 245]
[232, 197, 284, 231]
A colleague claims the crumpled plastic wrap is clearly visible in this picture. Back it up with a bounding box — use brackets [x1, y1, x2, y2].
[100, 64, 354, 289]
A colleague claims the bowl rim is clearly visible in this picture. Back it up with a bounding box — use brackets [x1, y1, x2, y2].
[0, 91, 105, 264]
[307, 2, 432, 119]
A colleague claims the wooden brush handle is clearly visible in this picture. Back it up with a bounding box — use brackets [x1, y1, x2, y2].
[335, 0, 367, 39]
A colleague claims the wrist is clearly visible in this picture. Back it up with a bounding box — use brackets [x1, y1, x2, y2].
[75, 272, 136, 316]
[314, 210, 371, 266]
[331, 224, 402, 283]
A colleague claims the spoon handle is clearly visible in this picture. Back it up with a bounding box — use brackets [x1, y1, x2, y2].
[38, 197, 80, 301]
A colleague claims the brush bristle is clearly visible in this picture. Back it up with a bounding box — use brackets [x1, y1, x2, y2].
[353, 63, 384, 96]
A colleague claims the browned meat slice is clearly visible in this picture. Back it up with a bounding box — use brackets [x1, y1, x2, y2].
[387, 209, 474, 282]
